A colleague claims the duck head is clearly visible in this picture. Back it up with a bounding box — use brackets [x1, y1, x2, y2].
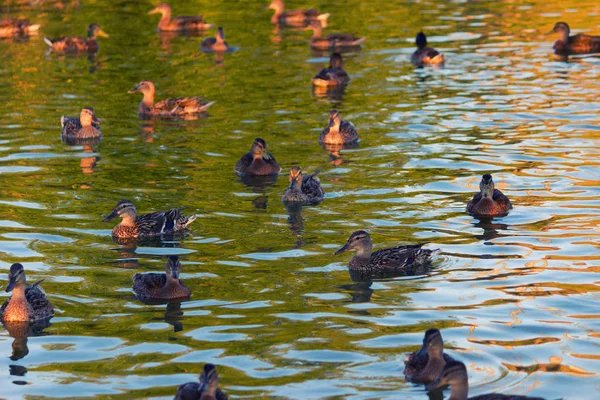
[288, 166, 303, 189]
[88, 24, 109, 39]
[479, 173, 495, 199]
[79, 107, 100, 127]
[327, 109, 341, 130]
[198, 363, 219, 399]
[335, 230, 373, 257]
[148, 3, 171, 16]
[165, 256, 182, 280]
[425, 328, 444, 359]
[426, 360, 469, 398]
[250, 138, 272, 160]
[103, 200, 137, 222]
[416, 32, 427, 49]
[551, 21, 570, 39]
[329, 52, 343, 68]
[5, 263, 26, 292]
[128, 81, 156, 96]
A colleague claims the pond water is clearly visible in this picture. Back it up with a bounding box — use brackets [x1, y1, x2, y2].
[0, 0, 599, 398]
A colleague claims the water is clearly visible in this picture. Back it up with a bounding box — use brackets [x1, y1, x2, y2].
[0, 0, 599, 398]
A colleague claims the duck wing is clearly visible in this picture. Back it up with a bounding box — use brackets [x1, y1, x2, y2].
[154, 97, 214, 115]
[492, 189, 512, 209]
[370, 244, 432, 269]
[60, 116, 82, 136]
[25, 281, 54, 318]
[133, 272, 167, 298]
[568, 34, 600, 54]
[172, 15, 210, 31]
[135, 208, 188, 235]
[301, 172, 325, 203]
[46, 36, 88, 51]
[466, 192, 482, 212]
[235, 152, 254, 174]
[339, 120, 358, 141]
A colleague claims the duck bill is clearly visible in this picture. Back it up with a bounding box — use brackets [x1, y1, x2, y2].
[97, 29, 109, 38]
[334, 243, 349, 255]
[148, 7, 159, 15]
[127, 85, 140, 94]
[102, 209, 118, 222]
[261, 149, 272, 161]
[5, 277, 16, 292]
[92, 114, 101, 124]
[172, 270, 178, 279]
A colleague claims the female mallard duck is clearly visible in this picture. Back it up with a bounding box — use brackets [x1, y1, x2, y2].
[320, 110, 358, 144]
[61, 107, 101, 139]
[175, 363, 229, 400]
[148, 3, 212, 32]
[281, 167, 324, 205]
[312, 53, 350, 87]
[411, 32, 444, 66]
[0, 263, 54, 323]
[551, 22, 600, 55]
[467, 174, 512, 217]
[304, 21, 364, 50]
[404, 328, 456, 383]
[133, 256, 191, 301]
[427, 361, 546, 400]
[0, 19, 41, 37]
[103, 200, 197, 239]
[43, 23, 109, 53]
[200, 27, 230, 52]
[267, 0, 329, 28]
[334, 230, 438, 273]
[128, 81, 214, 118]
[235, 138, 281, 176]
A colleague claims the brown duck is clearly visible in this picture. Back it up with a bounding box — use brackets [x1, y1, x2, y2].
[0, 263, 54, 323]
[200, 27, 230, 52]
[319, 110, 357, 144]
[0, 19, 40, 37]
[267, 0, 329, 28]
[411, 32, 444, 66]
[175, 363, 228, 400]
[551, 22, 600, 55]
[44, 23, 109, 53]
[133, 256, 191, 301]
[304, 21, 364, 50]
[281, 167, 324, 205]
[61, 107, 101, 139]
[235, 138, 281, 176]
[128, 81, 214, 118]
[466, 174, 512, 217]
[149, 3, 211, 32]
[312, 53, 350, 87]
[404, 328, 456, 383]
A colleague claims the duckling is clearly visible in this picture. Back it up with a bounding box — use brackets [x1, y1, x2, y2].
[551, 22, 600, 55]
[404, 328, 456, 383]
[320, 110, 358, 144]
[175, 363, 229, 400]
[312, 53, 350, 87]
[281, 167, 324, 205]
[334, 230, 439, 273]
[304, 21, 364, 50]
[133, 256, 190, 301]
[0, 19, 41, 38]
[427, 361, 546, 400]
[128, 81, 214, 118]
[267, 0, 329, 28]
[411, 32, 444, 66]
[103, 200, 197, 239]
[200, 27, 230, 52]
[148, 3, 211, 32]
[466, 174, 512, 217]
[235, 138, 281, 176]
[0, 263, 54, 323]
[60, 107, 101, 140]
[43, 23, 109, 53]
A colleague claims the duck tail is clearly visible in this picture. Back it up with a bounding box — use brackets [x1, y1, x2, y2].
[317, 13, 329, 28]
[43, 37, 53, 48]
[27, 24, 41, 33]
[60, 116, 66, 128]
[353, 37, 366, 46]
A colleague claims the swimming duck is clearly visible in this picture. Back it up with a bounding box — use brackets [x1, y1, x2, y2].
[551, 22, 600, 55]
[235, 138, 281, 176]
[267, 0, 329, 28]
[466, 174, 512, 217]
[148, 3, 211, 32]
[427, 361, 546, 400]
[281, 167, 325, 205]
[133, 256, 191, 301]
[103, 200, 198, 239]
[43, 23, 109, 53]
[128, 81, 214, 118]
[312, 53, 350, 87]
[334, 230, 438, 273]
[175, 363, 229, 400]
[411, 32, 444, 66]
[200, 27, 230, 52]
[60, 107, 101, 140]
[0, 263, 54, 323]
[320, 110, 358, 144]
[0, 19, 41, 37]
[404, 328, 456, 383]
[304, 21, 364, 50]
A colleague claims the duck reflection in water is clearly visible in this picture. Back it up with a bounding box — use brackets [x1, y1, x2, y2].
[472, 216, 509, 242]
[3, 319, 52, 362]
[61, 135, 101, 175]
[321, 141, 358, 167]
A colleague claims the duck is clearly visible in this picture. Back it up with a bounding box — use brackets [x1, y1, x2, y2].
[235, 138, 281, 176]
[60, 107, 101, 140]
[427, 360, 546, 400]
[43, 23, 109, 53]
[404, 328, 456, 383]
[334, 230, 439, 273]
[411, 32, 444, 66]
[551, 22, 600, 55]
[148, 3, 211, 32]
[304, 21, 364, 50]
[128, 81, 214, 118]
[0, 19, 41, 37]
[102, 199, 198, 239]
[267, 0, 329, 28]
[281, 167, 325, 205]
[0, 263, 54, 323]
[466, 174, 512, 217]
[175, 363, 229, 400]
[133, 256, 191, 301]
[312, 53, 350, 87]
[319, 110, 358, 144]
[200, 27, 230, 52]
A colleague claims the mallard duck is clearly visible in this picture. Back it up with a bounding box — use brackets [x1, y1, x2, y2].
[128, 81, 214, 118]
[267, 0, 329, 28]
[0, 263, 54, 323]
[404, 328, 456, 383]
[320, 110, 358, 144]
[148, 3, 211, 32]
[43, 23, 109, 53]
[103, 200, 197, 239]
[235, 138, 281, 176]
[200, 27, 230, 52]
[334, 230, 439, 273]
[133, 256, 190, 301]
[411, 32, 444, 66]
[60, 107, 101, 139]
[281, 167, 324, 205]
[466, 174, 512, 217]
[175, 363, 229, 400]
[0, 19, 41, 37]
[427, 361, 546, 400]
[312, 53, 350, 87]
[304, 21, 364, 50]
[551, 22, 600, 55]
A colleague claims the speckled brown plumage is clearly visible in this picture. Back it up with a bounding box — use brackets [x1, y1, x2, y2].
[61, 107, 102, 139]
[404, 329, 455, 383]
[149, 3, 211, 32]
[268, 0, 329, 27]
[466, 174, 512, 217]
[305, 21, 364, 50]
[282, 167, 324, 205]
[0, 19, 40, 37]
[320, 109, 357, 144]
[128, 81, 214, 118]
[0, 264, 54, 323]
[552, 22, 600, 55]
[44, 24, 108, 53]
